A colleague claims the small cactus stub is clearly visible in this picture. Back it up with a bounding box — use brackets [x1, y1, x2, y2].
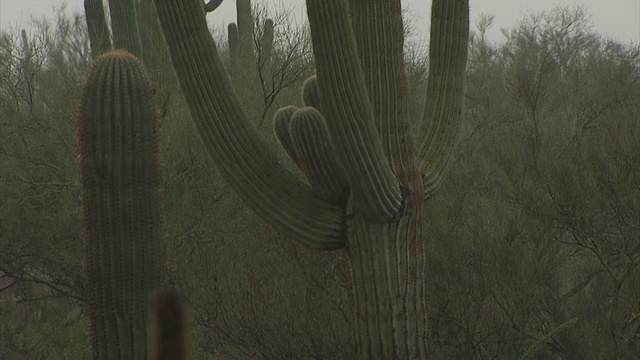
[150, 291, 188, 360]
[78, 49, 165, 360]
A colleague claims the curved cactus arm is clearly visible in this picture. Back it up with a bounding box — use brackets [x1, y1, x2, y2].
[154, 0, 345, 250]
[273, 106, 300, 165]
[289, 107, 349, 205]
[348, 0, 425, 202]
[107, 0, 143, 57]
[204, 0, 223, 13]
[305, 0, 402, 221]
[301, 75, 321, 110]
[416, 0, 469, 197]
[84, 0, 112, 57]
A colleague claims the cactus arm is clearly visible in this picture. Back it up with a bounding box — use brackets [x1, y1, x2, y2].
[301, 75, 321, 110]
[107, 0, 143, 57]
[416, 0, 469, 197]
[153, 0, 345, 249]
[228, 23, 240, 60]
[84, 0, 112, 57]
[305, 0, 402, 221]
[348, 0, 424, 201]
[236, 0, 253, 55]
[273, 106, 300, 165]
[204, 0, 223, 13]
[260, 19, 274, 61]
[78, 50, 164, 359]
[289, 107, 349, 205]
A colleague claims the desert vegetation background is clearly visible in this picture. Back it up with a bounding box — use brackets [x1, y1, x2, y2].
[0, 4, 638, 359]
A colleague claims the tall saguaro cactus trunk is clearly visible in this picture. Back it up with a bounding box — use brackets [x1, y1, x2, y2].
[307, 1, 422, 356]
[153, 0, 468, 358]
[78, 50, 165, 359]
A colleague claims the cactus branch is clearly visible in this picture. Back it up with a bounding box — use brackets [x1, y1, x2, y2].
[228, 23, 240, 59]
[84, 0, 112, 57]
[236, 0, 253, 56]
[417, 0, 469, 196]
[302, 75, 321, 110]
[289, 107, 349, 205]
[154, 0, 345, 249]
[108, 0, 143, 57]
[273, 105, 300, 165]
[348, 0, 424, 203]
[305, 0, 402, 221]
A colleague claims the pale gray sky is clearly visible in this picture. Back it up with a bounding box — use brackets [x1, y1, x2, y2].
[0, 0, 638, 44]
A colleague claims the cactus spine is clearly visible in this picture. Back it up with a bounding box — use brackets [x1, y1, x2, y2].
[151, 0, 469, 358]
[78, 49, 165, 359]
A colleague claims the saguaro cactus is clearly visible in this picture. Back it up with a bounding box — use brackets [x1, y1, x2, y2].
[153, 0, 468, 358]
[226, 0, 274, 64]
[78, 49, 165, 359]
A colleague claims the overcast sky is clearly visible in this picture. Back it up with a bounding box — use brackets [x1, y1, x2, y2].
[0, 0, 638, 45]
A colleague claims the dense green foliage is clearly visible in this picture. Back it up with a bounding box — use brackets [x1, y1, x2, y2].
[0, 5, 638, 359]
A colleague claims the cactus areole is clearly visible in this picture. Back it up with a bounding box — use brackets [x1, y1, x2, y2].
[152, 0, 469, 358]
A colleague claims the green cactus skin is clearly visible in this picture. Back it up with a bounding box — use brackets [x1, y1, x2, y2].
[78, 49, 165, 360]
[19, 29, 34, 109]
[152, 0, 468, 357]
[417, 0, 470, 197]
[302, 75, 321, 110]
[226, 0, 252, 63]
[306, 1, 403, 222]
[289, 107, 349, 205]
[273, 105, 300, 166]
[107, 0, 143, 57]
[227, 23, 240, 60]
[154, 0, 345, 250]
[275, 105, 349, 205]
[260, 18, 274, 61]
[236, 0, 253, 55]
[84, 0, 112, 57]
